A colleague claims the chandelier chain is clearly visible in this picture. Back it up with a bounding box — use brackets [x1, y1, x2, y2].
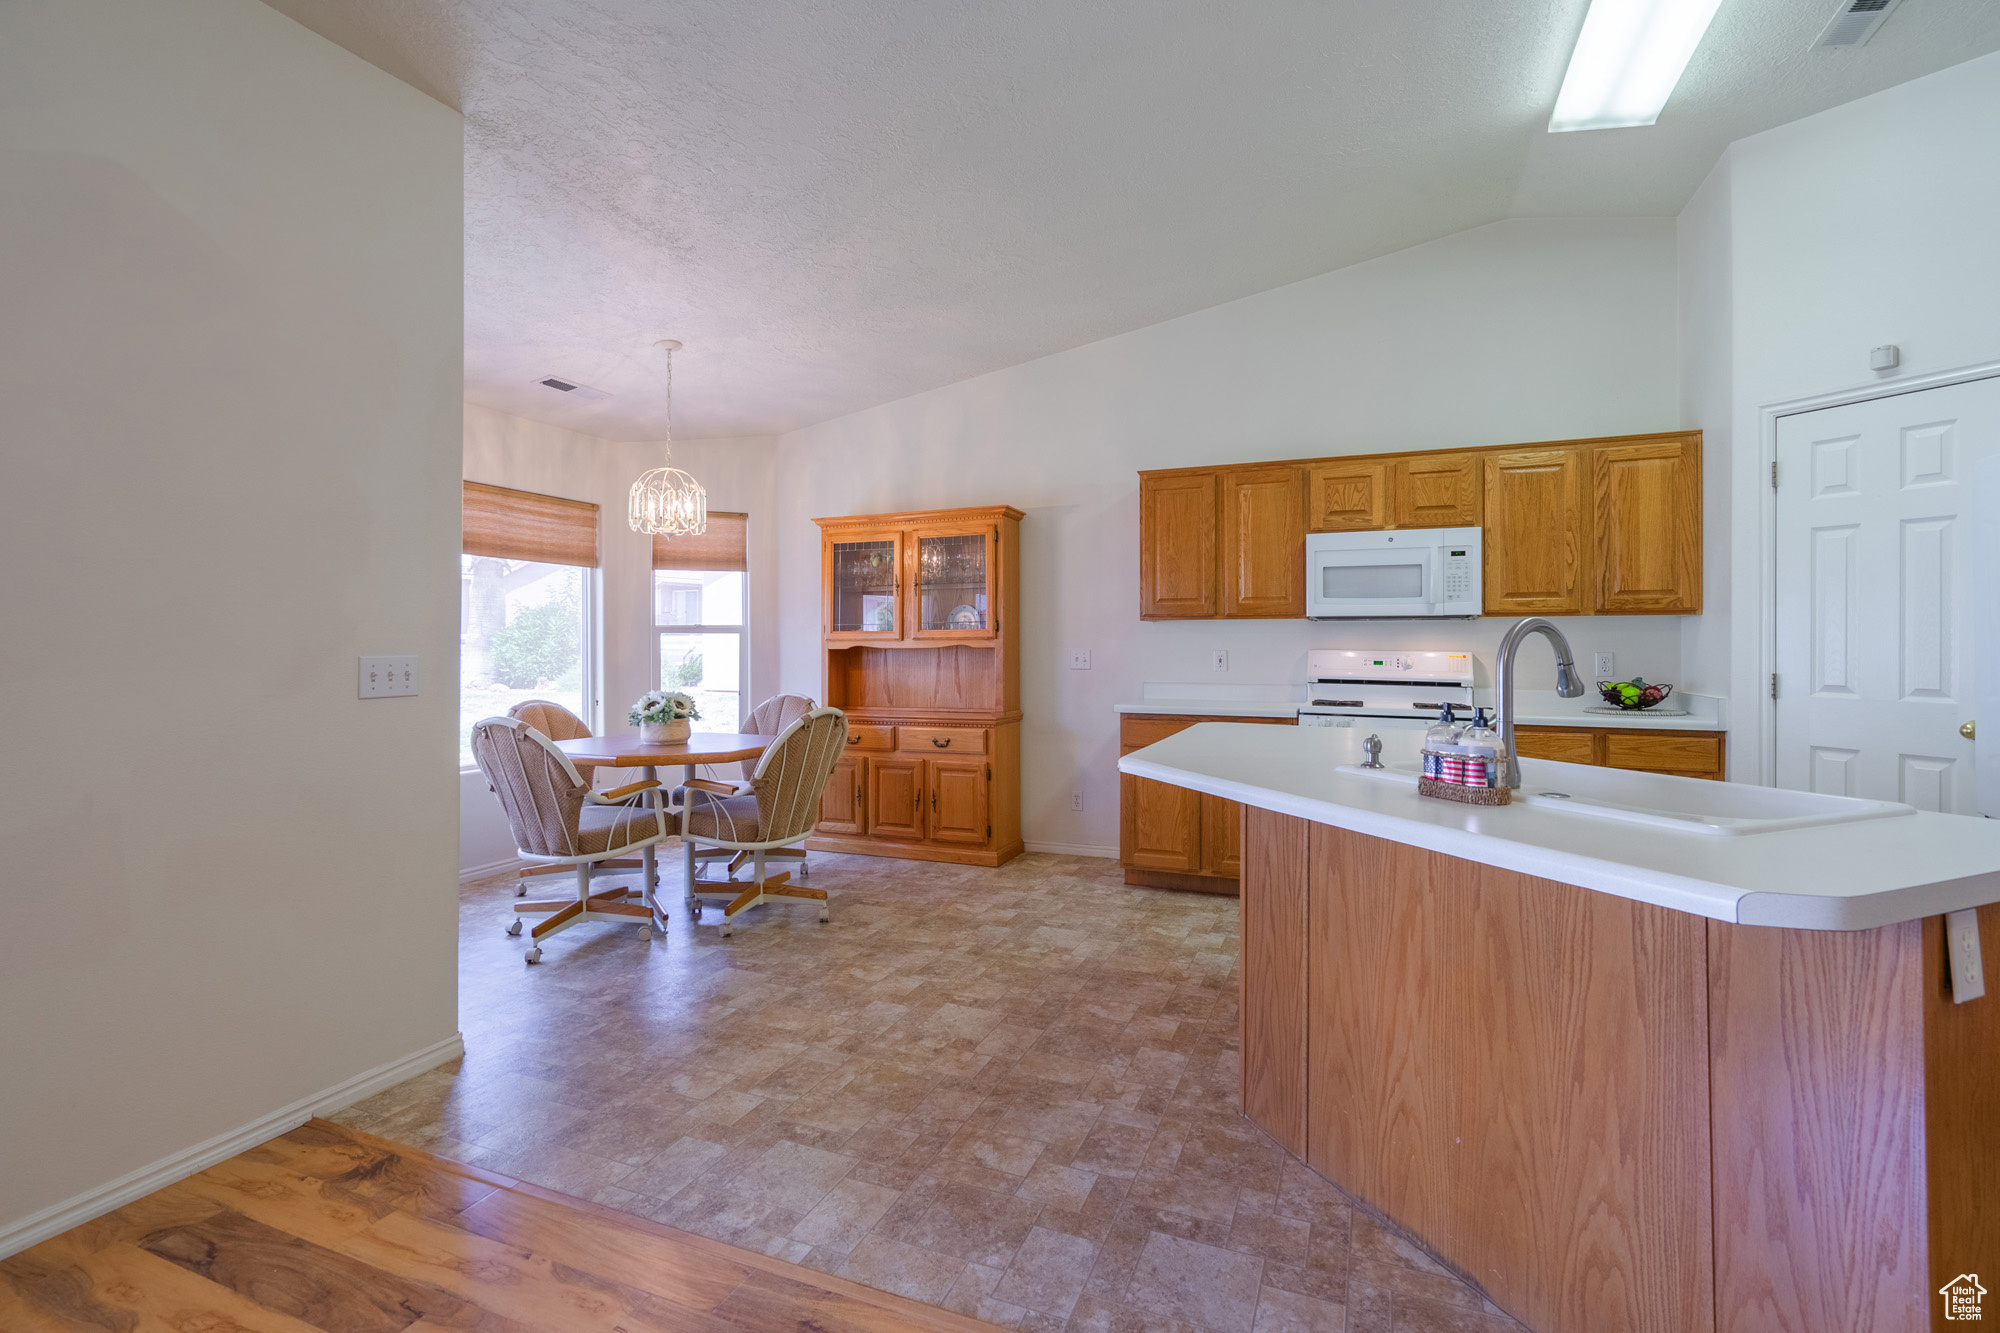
[628, 338, 706, 537]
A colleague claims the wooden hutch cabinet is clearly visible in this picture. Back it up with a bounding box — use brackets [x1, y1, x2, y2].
[808, 505, 1024, 866]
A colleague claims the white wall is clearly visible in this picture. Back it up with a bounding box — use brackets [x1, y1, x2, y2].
[773, 218, 1685, 853]
[0, 0, 462, 1248]
[1679, 50, 2000, 778]
[460, 403, 778, 873]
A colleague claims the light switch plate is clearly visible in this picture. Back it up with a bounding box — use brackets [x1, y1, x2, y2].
[1594, 652, 1616, 680]
[1070, 650, 1091, 670]
[1211, 649, 1228, 672]
[359, 655, 420, 698]
[1947, 907, 1985, 1003]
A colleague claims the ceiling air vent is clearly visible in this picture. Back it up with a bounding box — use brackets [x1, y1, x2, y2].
[533, 375, 611, 402]
[1815, 0, 1902, 48]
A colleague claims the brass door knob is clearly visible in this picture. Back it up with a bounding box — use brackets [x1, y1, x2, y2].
[1962, 720, 1977, 740]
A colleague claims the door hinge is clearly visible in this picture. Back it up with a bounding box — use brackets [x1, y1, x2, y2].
[987, 824, 992, 839]
[1772, 461, 1779, 490]
[1771, 673, 1779, 700]
[985, 764, 991, 780]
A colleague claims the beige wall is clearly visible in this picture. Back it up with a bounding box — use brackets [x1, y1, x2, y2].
[460, 404, 779, 872]
[771, 217, 1686, 853]
[0, 0, 462, 1250]
[1678, 51, 2000, 779]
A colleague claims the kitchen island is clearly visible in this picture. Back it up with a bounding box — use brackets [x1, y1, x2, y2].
[1121, 722, 2000, 1333]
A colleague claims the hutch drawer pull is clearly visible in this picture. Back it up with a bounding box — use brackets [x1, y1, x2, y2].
[848, 735, 861, 744]
[932, 737, 951, 748]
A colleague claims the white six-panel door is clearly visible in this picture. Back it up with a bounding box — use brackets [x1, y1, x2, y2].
[1774, 377, 2000, 812]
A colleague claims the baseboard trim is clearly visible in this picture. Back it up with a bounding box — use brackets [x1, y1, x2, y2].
[1022, 841, 1119, 858]
[459, 855, 519, 882]
[0, 1031, 464, 1260]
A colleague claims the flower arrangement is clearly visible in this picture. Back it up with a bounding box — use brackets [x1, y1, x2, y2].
[630, 690, 701, 726]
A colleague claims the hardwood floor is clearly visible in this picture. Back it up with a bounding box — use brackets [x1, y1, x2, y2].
[0, 1118, 1007, 1332]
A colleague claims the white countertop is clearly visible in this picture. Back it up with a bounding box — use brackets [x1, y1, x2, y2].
[1116, 699, 1303, 718]
[1118, 723, 2000, 930]
[1116, 688, 1727, 729]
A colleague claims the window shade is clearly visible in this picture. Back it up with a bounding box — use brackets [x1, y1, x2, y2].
[462, 481, 600, 568]
[653, 511, 747, 571]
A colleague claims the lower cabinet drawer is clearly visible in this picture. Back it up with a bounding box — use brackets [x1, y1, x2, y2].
[901, 726, 987, 755]
[1603, 731, 1723, 777]
[845, 724, 896, 751]
[1513, 728, 1598, 765]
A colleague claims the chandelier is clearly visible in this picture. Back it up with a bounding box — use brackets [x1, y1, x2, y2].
[628, 338, 707, 536]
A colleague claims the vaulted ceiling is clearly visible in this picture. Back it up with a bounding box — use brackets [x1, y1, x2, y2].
[265, 0, 2000, 439]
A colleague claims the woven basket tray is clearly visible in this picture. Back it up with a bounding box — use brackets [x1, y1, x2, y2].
[1417, 776, 1512, 806]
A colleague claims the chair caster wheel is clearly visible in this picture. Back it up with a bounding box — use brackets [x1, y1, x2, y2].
[636, 926, 651, 941]
[720, 922, 733, 938]
[525, 947, 542, 964]
[515, 883, 527, 897]
[819, 908, 830, 923]
[506, 920, 522, 937]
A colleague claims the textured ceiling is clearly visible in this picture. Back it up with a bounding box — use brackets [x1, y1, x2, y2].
[263, 0, 2000, 439]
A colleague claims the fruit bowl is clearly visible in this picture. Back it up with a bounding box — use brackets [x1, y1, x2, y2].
[1597, 678, 1673, 710]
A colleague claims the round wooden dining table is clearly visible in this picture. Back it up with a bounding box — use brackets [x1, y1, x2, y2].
[553, 731, 772, 786]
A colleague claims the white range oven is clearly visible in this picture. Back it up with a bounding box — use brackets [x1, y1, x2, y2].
[1295, 649, 1475, 733]
[1305, 526, 1482, 619]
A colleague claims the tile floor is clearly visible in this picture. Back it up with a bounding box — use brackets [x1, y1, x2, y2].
[334, 851, 1529, 1333]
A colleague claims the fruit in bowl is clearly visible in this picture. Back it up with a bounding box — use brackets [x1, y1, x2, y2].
[1597, 677, 1673, 710]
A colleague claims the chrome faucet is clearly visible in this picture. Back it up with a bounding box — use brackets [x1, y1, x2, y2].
[1494, 617, 1585, 789]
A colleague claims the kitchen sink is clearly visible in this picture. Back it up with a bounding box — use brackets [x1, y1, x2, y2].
[1335, 758, 1917, 837]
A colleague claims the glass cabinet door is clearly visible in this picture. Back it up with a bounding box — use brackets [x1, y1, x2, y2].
[912, 528, 997, 638]
[828, 534, 903, 637]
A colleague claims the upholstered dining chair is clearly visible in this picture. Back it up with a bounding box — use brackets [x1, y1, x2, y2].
[504, 698, 647, 897]
[679, 707, 847, 936]
[688, 692, 820, 881]
[471, 716, 675, 964]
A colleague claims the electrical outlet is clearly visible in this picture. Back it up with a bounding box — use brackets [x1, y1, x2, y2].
[1211, 649, 1228, 672]
[1071, 788, 1084, 812]
[359, 654, 419, 698]
[1594, 652, 1616, 680]
[1070, 649, 1091, 670]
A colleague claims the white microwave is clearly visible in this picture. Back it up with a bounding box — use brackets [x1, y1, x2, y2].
[1304, 526, 1482, 619]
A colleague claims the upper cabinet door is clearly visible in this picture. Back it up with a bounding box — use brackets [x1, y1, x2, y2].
[1392, 453, 1482, 528]
[1222, 466, 1306, 617]
[1484, 448, 1588, 615]
[825, 531, 906, 639]
[1140, 472, 1219, 619]
[911, 526, 1000, 639]
[1592, 437, 1701, 614]
[1306, 460, 1389, 531]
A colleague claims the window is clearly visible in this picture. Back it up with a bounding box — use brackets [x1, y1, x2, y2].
[461, 482, 600, 768]
[460, 558, 593, 766]
[653, 512, 747, 733]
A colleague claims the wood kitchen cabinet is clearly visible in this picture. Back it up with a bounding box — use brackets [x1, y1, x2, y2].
[1221, 466, 1305, 617]
[1391, 451, 1482, 527]
[1514, 724, 1726, 780]
[1305, 459, 1389, 532]
[1140, 431, 1701, 620]
[1482, 446, 1588, 615]
[810, 505, 1023, 865]
[1119, 713, 1295, 892]
[1139, 472, 1218, 618]
[1592, 436, 1701, 613]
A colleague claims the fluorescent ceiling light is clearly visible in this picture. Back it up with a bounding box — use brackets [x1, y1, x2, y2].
[1548, 0, 1724, 132]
